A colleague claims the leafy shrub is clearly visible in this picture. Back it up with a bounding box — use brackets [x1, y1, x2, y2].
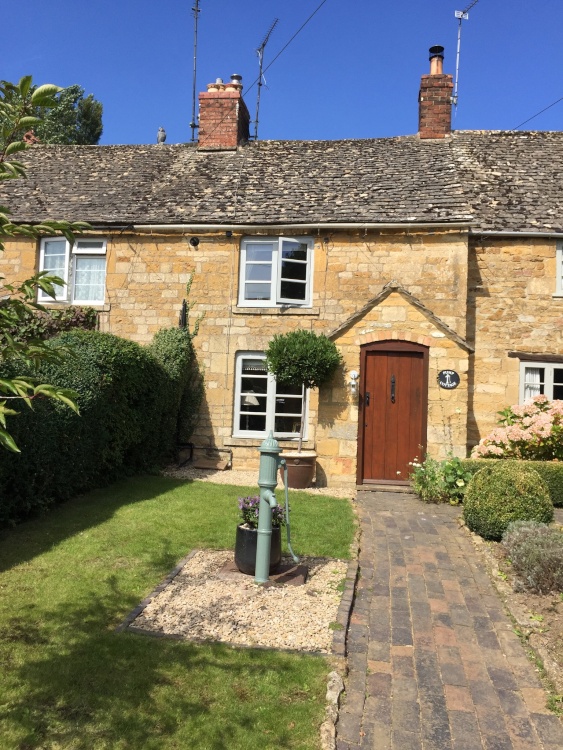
[471, 395, 563, 461]
[462, 458, 563, 508]
[463, 463, 554, 540]
[410, 455, 472, 504]
[502, 520, 563, 594]
[1, 305, 97, 345]
[0, 328, 201, 525]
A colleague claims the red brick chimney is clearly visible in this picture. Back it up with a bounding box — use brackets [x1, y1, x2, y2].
[198, 74, 250, 150]
[418, 46, 453, 139]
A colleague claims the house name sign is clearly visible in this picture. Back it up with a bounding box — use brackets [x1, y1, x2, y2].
[437, 370, 460, 389]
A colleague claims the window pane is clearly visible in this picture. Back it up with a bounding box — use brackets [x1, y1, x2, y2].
[240, 395, 267, 412]
[245, 264, 272, 281]
[241, 376, 268, 395]
[275, 397, 303, 415]
[246, 244, 273, 263]
[281, 259, 307, 281]
[239, 413, 266, 432]
[275, 415, 301, 434]
[553, 368, 563, 400]
[241, 359, 267, 374]
[276, 382, 303, 396]
[245, 283, 271, 300]
[280, 280, 307, 301]
[281, 241, 308, 262]
[42, 240, 66, 297]
[524, 367, 544, 400]
[73, 257, 105, 302]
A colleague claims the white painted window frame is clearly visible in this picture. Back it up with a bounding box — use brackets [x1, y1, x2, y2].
[238, 236, 313, 308]
[38, 238, 107, 304]
[233, 351, 308, 440]
[519, 360, 563, 402]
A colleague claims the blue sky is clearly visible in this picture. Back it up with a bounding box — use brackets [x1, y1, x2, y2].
[4, 1, 563, 145]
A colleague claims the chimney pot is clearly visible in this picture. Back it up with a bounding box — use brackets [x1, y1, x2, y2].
[428, 45, 445, 75]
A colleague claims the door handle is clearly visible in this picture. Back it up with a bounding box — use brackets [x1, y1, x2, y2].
[391, 375, 396, 404]
[365, 392, 370, 407]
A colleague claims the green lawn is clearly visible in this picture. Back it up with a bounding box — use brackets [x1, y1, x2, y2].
[0, 476, 355, 750]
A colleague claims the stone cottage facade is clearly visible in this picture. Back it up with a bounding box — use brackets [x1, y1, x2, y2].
[1, 48, 563, 488]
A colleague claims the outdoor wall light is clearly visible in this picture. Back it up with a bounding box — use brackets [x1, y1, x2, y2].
[189, 236, 200, 248]
[349, 370, 359, 395]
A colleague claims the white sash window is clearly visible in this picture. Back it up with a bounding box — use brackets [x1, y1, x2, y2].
[520, 362, 563, 402]
[38, 238, 107, 305]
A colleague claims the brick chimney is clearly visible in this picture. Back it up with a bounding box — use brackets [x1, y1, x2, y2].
[418, 46, 453, 139]
[198, 74, 250, 150]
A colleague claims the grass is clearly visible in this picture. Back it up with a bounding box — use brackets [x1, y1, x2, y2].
[0, 476, 355, 750]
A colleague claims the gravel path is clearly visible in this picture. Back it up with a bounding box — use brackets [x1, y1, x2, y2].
[131, 549, 348, 653]
[162, 465, 354, 499]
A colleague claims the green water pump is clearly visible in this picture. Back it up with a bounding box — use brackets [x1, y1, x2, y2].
[255, 432, 299, 584]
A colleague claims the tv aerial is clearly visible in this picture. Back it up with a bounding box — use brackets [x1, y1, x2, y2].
[253, 18, 279, 140]
[453, 0, 480, 107]
[190, 0, 202, 142]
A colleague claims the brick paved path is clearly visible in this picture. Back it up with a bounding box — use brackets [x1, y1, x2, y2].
[336, 491, 563, 750]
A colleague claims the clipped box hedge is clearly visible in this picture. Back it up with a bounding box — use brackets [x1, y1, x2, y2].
[462, 458, 563, 508]
[0, 328, 200, 526]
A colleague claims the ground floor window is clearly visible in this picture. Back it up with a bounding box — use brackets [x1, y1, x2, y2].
[233, 352, 305, 439]
[520, 361, 563, 402]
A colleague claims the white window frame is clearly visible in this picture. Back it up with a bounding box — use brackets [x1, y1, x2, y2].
[519, 360, 563, 402]
[238, 236, 313, 307]
[38, 238, 107, 305]
[556, 242, 563, 296]
[233, 352, 307, 440]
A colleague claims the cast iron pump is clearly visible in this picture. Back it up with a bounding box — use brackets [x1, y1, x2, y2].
[255, 432, 299, 584]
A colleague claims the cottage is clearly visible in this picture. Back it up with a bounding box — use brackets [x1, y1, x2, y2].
[1, 47, 562, 488]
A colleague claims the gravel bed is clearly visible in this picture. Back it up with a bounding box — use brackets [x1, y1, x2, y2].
[162, 465, 354, 499]
[131, 549, 348, 653]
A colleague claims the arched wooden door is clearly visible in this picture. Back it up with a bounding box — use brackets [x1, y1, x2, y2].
[357, 341, 428, 485]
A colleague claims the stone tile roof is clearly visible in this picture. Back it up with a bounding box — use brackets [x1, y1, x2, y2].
[1, 130, 562, 233]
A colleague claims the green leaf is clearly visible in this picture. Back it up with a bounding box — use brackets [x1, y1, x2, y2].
[18, 75, 33, 98]
[31, 84, 62, 105]
[18, 116, 41, 128]
[0, 427, 20, 452]
[5, 141, 26, 156]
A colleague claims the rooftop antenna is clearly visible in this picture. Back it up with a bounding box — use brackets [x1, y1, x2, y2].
[253, 18, 279, 140]
[453, 0, 480, 108]
[189, 0, 201, 142]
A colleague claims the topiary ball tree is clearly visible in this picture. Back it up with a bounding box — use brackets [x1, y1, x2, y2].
[463, 462, 554, 540]
[265, 330, 342, 451]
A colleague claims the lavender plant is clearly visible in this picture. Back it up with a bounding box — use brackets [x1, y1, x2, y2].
[238, 495, 286, 529]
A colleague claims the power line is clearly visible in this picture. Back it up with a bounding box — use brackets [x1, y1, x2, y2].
[513, 95, 563, 130]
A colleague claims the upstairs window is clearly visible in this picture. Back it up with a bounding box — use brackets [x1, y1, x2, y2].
[38, 238, 107, 305]
[520, 362, 563, 402]
[238, 237, 312, 307]
[233, 353, 306, 439]
[557, 242, 563, 296]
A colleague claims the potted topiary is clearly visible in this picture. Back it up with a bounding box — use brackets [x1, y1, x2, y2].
[234, 495, 285, 575]
[265, 330, 342, 488]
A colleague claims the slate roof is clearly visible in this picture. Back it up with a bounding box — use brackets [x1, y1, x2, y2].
[1, 130, 563, 233]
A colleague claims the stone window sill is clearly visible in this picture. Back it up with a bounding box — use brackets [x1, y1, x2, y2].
[232, 306, 320, 316]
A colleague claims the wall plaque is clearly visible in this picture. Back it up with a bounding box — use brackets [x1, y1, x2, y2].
[438, 370, 460, 389]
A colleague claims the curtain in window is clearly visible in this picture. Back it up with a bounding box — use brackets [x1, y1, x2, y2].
[523, 367, 543, 400]
[73, 257, 106, 303]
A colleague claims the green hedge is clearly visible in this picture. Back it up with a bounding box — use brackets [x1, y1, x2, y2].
[0, 328, 201, 526]
[463, 458, 563, 508]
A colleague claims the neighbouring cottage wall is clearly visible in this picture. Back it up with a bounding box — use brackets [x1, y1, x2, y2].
[467, 237, 563, 447]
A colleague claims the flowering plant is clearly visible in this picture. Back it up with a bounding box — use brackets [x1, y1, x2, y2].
[238, 495, 286, 529]
[471, 395, 563, 461]
[409, 455, 471, 504]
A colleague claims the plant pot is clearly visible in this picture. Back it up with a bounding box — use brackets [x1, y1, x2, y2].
[234, 523, 282, 576]
[280, 451, 317, 489]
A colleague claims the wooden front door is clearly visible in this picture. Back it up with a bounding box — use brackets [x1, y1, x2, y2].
[358, 342, 428, 484]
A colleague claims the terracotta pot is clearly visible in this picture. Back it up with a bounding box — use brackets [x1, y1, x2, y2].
[281, 453, 317, 489]
[234, 523, 281, 575]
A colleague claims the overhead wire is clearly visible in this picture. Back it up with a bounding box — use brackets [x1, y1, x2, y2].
[512, 95, 563, 130]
